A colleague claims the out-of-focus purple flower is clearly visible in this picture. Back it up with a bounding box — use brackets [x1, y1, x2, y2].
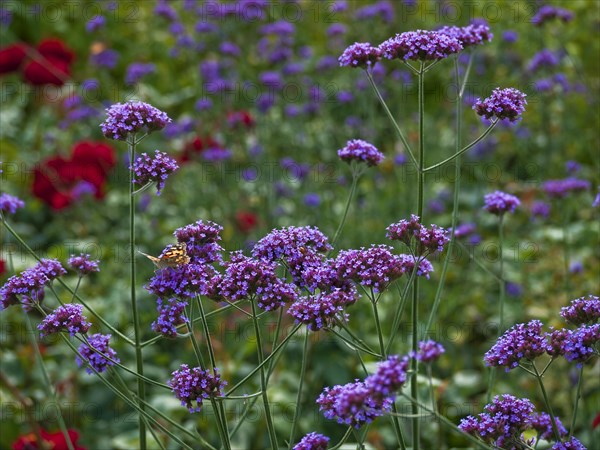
[483, 190, 520, 215]
[155, 0, 178, 20]
[125, 62, 156, 85]
[502, 30, 518, 43]
[454, 223, 477, 238]
[531, 200, 551, 219]
[438, 22, 493, 47]
[484, 320, 549, 371]
[551, 436, 586, 449]
[474, 88, 527, 122]
[76, 333, 119, 374]
[327, 23, 346, 37]
[168, 364, 225, 413]
[355, 0, 394, 23]
[379, 30, 463, 61]
[90, 49, 119, 69]
[131, 150, 178, 195]
[293, 432, 329, 450]
[86, 15, 106, 33]
[592, 188, 600, 207]
[203, 147, 233, 162]
[0, 7, 13, 27]
[38, 303, 91, 337]
[365, 355, 410, 399]
[220, 41, 240, 57]
[0, 193, 25, 214]
[459, 395, 536, 448]
[413, 340, 445, 363]
[394, 154, 407, 165]
[1, 259, 66, 310]
[337, 139, 384, 167]
[336, 90, 353, 103]
[532, 5, 574, 26]
[543, 178, 591, 198]
[569, 261, 584, 274]
[317, 55, 338, 71]
[101, 101, 171, 141]
[565, 160, 581, 175]
[151, 297, 189, 338]
[259, 71, 283, 88]
[338, 42, 381, 69]
[506, 282, 523, 297]
[304, 193, 321, 207]
[260, 20, 295, 36]
[528, 49, 560, 72]
[195, 98, 213, 111]
[68, 254, 100, 276]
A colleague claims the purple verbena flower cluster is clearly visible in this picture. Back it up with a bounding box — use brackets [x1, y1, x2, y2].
[484, 320, 548, 371]
[125, 62, 156, 85]
[252, 226, 332, 261]
[1, 259, 66, 310]
[560, 295, 600, 325]
[0, 192, 25, 214]
[38, 303, 92, 337]
[532, 5, 574, 26]
[413, 340, 445, 363]
[474, 88, 527, 122]
[551, 436, 586, 450]
[530, 412, 568, 441]
[364, 354, 410, 399]
[338, 42, 381, 69]
[543, 178, 591, 198]
[287, 288, 354, 331]
[379, 30, 463, 61]
[131, 150, 179, 195]
[292, 432, 330, 450]
[337, 139, 384, 167]
[483, 190, 520, 215]
[168, 364, 226, 413]
[438, 22, 493, 47]
[68, 254, 100, 276]
[76, 333, 119, 374]
[145, 263, 218, 299]
[174, 219, 224, 264]
[100, 101, 171, 140]
[561, 325, 599, 367]
[151, 297, 189, 338]
[386, 215, 450, 255]
[531, 200, 551, 219]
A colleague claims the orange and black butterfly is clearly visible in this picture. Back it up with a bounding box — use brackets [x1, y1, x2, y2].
[139, 242, 190, 269]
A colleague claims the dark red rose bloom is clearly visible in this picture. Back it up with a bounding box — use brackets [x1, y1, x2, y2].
[0, 43, 28, 74]
[22, 38, 75, 86]
[593, 412, 600, 429]
[0, 259, 5, 276]
[227, 110, 255, 128]
[235, 211, 259, 233]
[12, 428, 86, 450]
[32, 141, 116, 210]
[179, 135, 222, 163]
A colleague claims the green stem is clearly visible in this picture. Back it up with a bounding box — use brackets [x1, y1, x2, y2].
[70, 277, 82, 303]
[386, 276, 415, 355]
[330, 171, 359, 250]
[569, 366, 584, 438]
[329, 427, 353, 450]
[24, 315, 75, 450]
[128, 134, 146, 449]
[364, 70, 417, 168]
[288, 328, 310, 449]
[532, 363, 562, 442]
[250, 299, 278, 450]
[562, 207, 572, 301]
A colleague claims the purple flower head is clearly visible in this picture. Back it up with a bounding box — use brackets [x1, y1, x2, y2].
[484, 320, 549, 371]
[216, 252, 297, 311]
[327, 23, 346, 37]
[566, 160, 581, 174]
[530, 412, 568, 441]
[543, 178, 591, 199]
[483, 190, 520, 215]
[131, 150, 179, 195]
[68, 254, 100, 276]
[593, 188, 600, 208]
[125, 62, 156, 85]
[1, 259, 66, 310]
[569, 261, 583, 274]
[413, 340, 445, 363]
[398, 254, 434, 279]
[0, 193, 25, 214]
[101, 101, 171, 140]
[365, 355, 410, 399]
[155, 0, 178, 20]
[38, 303, 92, 337]
[528, 49, 560, 72]
[168, 364, 226, 413]
[76, 333, 119, 374]
[287, 288, 355, 331]
[174, 220, 224, 264]
[252, 226, 332, 261]
[145, 263, 217, 300]
[334, 245, 406, 293]
[85, 15, 106, 33]
[474, 88, 527, 122]
[337, 139, 384, 167]
[379, 30, 463, 61]
[386, 215, 449, 254]
[561, 324, 599, 367]
[532, 6, 574, 26]
[502, 30, 518, 43]
[551, 436, 586, 450]
[459, 395, 536, 447]
[91, 49, 118, 69]
[531, 201, 551, 219]
[561, 295, 600, 325]
[546, 327, 571, 358]
[338, 42, 382, 69]
[151, 297, 189, 338]
[438, 22, 493, 48]
[304, 193, 321, 207]
[386, 214, 423, 246]
[453, 222, 477, 238]
[293, 432, 329, 450]
[317, 380, 392, 428]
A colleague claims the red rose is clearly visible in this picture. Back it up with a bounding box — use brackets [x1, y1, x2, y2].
[236, 211, 259, 233]
[0, 43, 28, 74]
[12, 428, 86, 450]
[180, 135, 221, 163]
[32, 141, 116, 210]
[0, 259, 5, 276]
[22, 38, 75, 86]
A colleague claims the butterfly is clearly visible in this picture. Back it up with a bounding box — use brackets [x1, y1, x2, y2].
[139, 242, 190, 269]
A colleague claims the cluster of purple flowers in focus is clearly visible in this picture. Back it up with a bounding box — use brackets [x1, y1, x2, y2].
[413, 340, 445, 363]
[1, 259, 66, 310]
[38, 303, 92, 337]
[100, 101, 171, 140]
[474, 88, 528, 123]
[0, 192, 25, 214]
[76, 333, 119, 374]
[145, 263, 217, 300]
[131, 150, 179, 195]
[292, 432, 330, 450]
[174, 219, 224, 264]
[484, 320, 548, 371]
[168, 364, 226, 413]
[68, 254, 100, 276]
[386, 215, 450, 255]
[338, 42, 381, 69]
[483, 190, 520, 215]
[379, 30, 463, 61]
[151, 297, 189, 338]
[337, 139, 384, 167]
[560, 295, 600, 325]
